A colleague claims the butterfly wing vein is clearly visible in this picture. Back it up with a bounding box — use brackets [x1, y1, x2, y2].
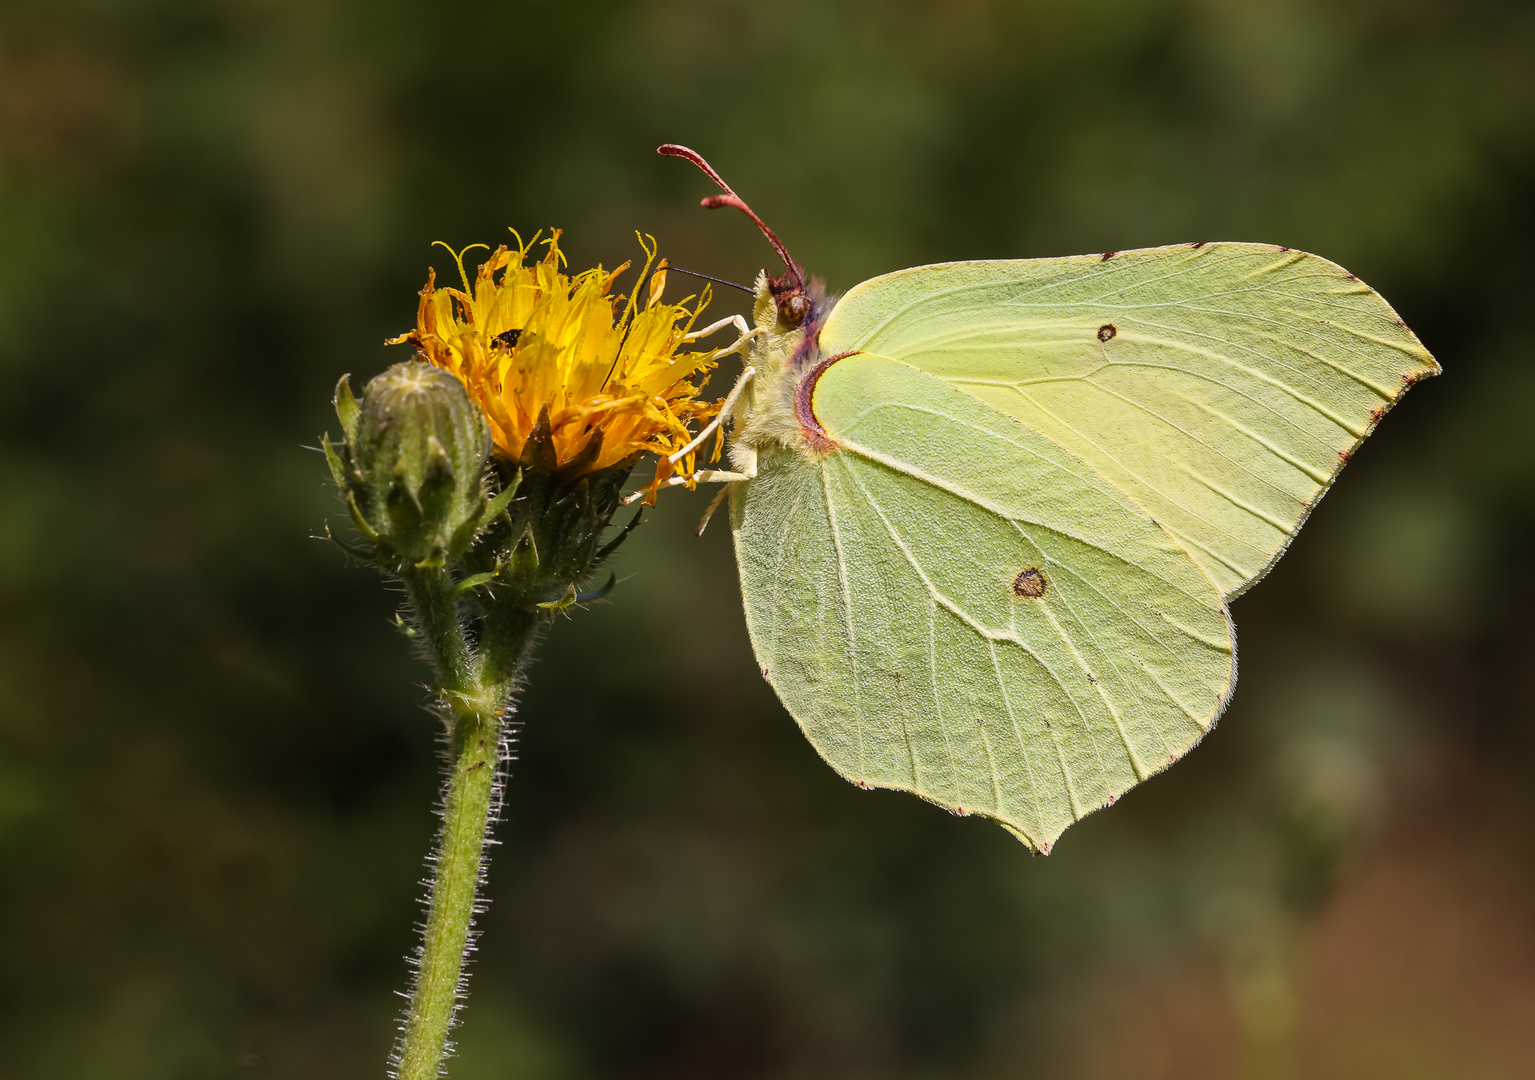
[732, 355, 1236, 850]
[817, 243, 1439, 597]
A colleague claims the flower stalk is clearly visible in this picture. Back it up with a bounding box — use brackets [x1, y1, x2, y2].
[394, 556, 523, 1080]
[400, 703, 503, 1080]
[386, 443, 631, 1078]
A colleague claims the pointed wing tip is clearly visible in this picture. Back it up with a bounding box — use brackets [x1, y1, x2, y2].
[1393, 355, 1443, 400]
[852, 774, 1066, 856]
[999, 820, 1051, 855]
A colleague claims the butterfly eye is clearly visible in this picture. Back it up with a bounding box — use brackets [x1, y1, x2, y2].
[779, 293, 809, 327]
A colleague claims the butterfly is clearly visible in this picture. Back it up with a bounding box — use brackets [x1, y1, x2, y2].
[652, 144, 1438, 854]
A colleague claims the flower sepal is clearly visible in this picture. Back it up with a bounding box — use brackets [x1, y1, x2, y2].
[465, 408, 639, 616]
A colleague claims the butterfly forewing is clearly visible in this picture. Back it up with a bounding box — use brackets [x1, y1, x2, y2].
[817, 244, 1439, 598]
[731, 355, 1235, 851]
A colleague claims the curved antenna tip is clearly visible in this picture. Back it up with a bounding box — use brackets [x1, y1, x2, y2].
[657, 143, 803, 290]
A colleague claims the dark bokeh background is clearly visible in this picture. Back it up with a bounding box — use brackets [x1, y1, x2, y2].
[3, 1, 1534, 1077]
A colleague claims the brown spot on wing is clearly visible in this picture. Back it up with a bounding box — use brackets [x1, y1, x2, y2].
[1097, 323, 1117, 342]
[1013, 567, 1048, 598]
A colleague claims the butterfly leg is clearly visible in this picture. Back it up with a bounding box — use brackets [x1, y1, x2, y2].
[620, 464, 755, 506]
[666, 364, 757, 466]
[686, 464, 756, 484]
[683, 313, 751, 343]
[620, 362, 760, 508]
[693, 444, 760, 534]
[619, 448, 758, 507]
[695, 486, 730, 536]
[669, 445, 759, 487]
[684, 314, 763, 376]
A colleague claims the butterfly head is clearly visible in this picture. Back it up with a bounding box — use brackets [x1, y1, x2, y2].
[658, 144, 813, 331]
[751, 271, 828, 339]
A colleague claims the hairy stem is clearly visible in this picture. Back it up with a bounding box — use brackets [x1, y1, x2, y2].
[393, 567, 531, 1080]
[395, 708, 503, 1080]
[403, 565, 476, 694]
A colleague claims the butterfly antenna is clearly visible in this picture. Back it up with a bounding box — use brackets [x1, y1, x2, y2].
[661, 265, 754, 294]
[657, 144, 805, 291]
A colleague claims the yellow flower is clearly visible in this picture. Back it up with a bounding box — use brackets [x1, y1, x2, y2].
[389, 230, 719, 495]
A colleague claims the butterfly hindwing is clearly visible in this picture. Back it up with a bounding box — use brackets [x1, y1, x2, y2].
[817, 244, 1440, 597]
[731, 354, 1235, 851]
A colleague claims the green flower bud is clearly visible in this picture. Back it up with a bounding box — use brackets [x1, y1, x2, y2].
[328, 361, 492, 568]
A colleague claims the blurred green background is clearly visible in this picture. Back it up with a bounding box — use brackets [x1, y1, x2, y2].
[3, 0, 1534, 1077]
